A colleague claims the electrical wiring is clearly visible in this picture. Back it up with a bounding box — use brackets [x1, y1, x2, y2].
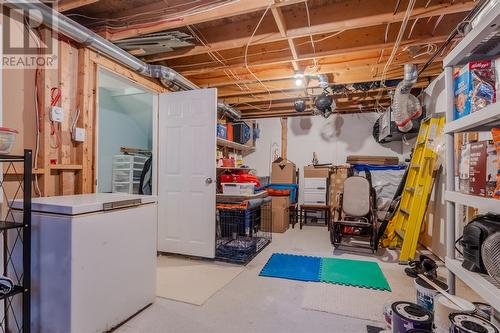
[170, 30, 345, 75]
[375, 0, 417, 109]
[23, 17, 42, 196]
[407, 18, 419, 39]
[78, 0, 240, 33]
[70, 108, 81, 136]
[243, 3, 275, 111]
[50, 87, 61, 149]
[304, 1, 318, 72]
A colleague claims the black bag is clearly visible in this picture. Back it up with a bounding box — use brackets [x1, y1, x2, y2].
[460, 214, 500, 273]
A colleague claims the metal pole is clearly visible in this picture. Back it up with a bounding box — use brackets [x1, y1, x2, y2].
[22, 150, 32, 333]
[444, 66, 456, 294]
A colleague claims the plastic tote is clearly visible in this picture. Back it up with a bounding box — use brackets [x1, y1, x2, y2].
[0, 127, 18, 154]
[267, 184, 299, 204]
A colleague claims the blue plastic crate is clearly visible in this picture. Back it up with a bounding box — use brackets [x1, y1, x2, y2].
[267, 183, 299, 204]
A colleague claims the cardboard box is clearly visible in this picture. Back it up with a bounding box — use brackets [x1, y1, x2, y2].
[469, 140, 497, 197]
[486, 141, 498, 198]
[271, 158, 297, 184]
[454, 60, 497, 120]
[271, 196, 290, 233]
[304, 165, 331, 178]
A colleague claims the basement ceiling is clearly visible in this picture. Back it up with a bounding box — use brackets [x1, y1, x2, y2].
[62, 0, 479, 119]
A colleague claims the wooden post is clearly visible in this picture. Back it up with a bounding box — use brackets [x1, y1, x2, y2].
[281, 117, 287, 159]
[77, 48, 95, 194]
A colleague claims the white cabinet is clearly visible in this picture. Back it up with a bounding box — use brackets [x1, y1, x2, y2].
[303, 178, 328, 205]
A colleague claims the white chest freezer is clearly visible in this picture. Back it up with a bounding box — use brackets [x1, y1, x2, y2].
[13, 193, 157, 333]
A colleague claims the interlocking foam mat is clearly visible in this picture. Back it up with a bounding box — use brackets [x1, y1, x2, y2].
[259, 253, 321, 282]
[320, 257, 391, 291]
[259, 254, 391, 291]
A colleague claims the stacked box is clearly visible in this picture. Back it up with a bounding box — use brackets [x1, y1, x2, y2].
[271, 196, 290, 233]
[469, 140, 497, 197]
[454, 60, 497, 120]
[271, 158, 297, 183]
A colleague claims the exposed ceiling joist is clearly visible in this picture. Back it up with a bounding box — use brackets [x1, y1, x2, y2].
[99, 0, 307, 41]
[229, 78, 430, 103]
[271, 4, 300, 71]
[144, 0, 474, 62]
[189, 57, 443, 88]
[169, 34, 450, 78]
[57, 0, 99, 12]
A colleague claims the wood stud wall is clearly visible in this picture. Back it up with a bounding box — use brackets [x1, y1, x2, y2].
[8, 36, 165, 197]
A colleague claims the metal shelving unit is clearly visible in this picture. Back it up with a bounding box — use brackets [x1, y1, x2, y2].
[443, 2, 500, 306]
[0, 150, 32, 333]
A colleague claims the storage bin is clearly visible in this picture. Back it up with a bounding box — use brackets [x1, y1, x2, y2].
[0, 127, 18, 154]
[112, 154, 148, 194]
[303, 191, 327, 205]
[221, 183, 255, 195]
[267, 184, 299, 204]
[233, 122, 251, 144]
[304, 178, 327, 190]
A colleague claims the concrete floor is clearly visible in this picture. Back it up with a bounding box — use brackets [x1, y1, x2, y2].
[116, 226, 476, 333]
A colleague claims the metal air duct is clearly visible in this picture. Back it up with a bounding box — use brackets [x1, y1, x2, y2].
[4, 0, 241, 119]
[392, 64, 422, 132]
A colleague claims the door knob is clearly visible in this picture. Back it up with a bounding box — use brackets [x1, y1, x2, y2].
[205, 178, 213, 184]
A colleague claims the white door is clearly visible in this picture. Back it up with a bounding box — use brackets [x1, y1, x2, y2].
[157, 89, 217, 258]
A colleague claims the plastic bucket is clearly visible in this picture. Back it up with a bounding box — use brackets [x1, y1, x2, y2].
[414, 277, 448, 311]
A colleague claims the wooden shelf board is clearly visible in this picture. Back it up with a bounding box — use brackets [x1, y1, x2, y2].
[50, 164, 83, 171]
[217, 138, 253, 151]
[4, 169, 45, 175]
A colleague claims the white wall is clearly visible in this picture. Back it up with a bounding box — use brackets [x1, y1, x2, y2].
[418, 72, 447, 258]
[244, 117, 282, 177]
[97, 89, 153, 192]
[245, 113, 406, 201]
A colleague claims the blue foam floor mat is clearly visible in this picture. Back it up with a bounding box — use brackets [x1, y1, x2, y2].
[259, 253, 321, 282]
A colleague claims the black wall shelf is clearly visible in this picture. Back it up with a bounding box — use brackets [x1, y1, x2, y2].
[1, 150, 32, 333]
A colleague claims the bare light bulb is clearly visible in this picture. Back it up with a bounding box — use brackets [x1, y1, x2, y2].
[295, 78, 303, 87]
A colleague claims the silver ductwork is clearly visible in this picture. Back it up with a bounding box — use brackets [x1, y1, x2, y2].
[217, 102, 242, 119]
[316, 74, 329, 89]
[4, 0, 241, 119]
[392, 64, 422, 132]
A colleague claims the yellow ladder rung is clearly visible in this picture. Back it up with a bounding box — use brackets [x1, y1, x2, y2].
[400, 208, 411, 215]
[395, 229, 405, 239]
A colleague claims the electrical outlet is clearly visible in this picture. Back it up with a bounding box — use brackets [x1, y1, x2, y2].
[72, 127, 85, 142]
[50, 106, 64, 123]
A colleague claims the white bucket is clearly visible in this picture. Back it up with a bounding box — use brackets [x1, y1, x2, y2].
[434, 294, 476, 332]
[414, 277, 448, 311]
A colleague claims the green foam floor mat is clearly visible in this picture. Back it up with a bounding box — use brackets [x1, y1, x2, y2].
[320, 258, 391, 291]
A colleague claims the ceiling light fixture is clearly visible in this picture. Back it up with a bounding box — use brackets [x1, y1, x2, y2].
[294, 71, 305, 87]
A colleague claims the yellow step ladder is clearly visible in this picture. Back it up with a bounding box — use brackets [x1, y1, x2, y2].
[384, 115, 445, 263]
